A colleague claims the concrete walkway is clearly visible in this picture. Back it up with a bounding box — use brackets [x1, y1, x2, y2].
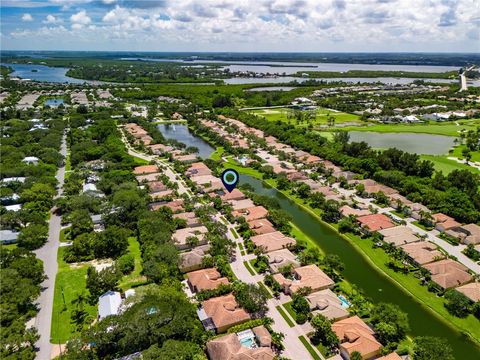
[33, 132, 67, 360]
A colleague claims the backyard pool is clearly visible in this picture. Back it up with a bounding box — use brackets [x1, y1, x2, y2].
[338, 295, 351, 308]
[237, 329, 256, 348]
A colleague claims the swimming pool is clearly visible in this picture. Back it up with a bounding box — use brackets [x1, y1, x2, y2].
[338, 294, 351, 308]
[237, 329, 256, 348]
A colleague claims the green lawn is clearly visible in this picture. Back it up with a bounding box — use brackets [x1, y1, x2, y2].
[243, 260, 256, 276]
[210, 146, 225, 161]
[420, 155, 479, 175]
[451, 144, 480, 162]
[230, 228, 239, 239]
[250, 107, 361, 126]
[411, 220, 434, 231]
[328, 119, 480, 137]
[51, 247, 96, 344]
[275, 305, 295, 328]
[59, 228, 69, 242]
[257, 281, 273, 299]
[118, 237, 146, 291]
[298, 336, 322, 360]
[283, 301, 299, 323]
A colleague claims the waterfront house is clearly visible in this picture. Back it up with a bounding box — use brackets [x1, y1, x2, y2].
[248, 218, 276, 235]
[378, 226, 420, 247]
[273, 264, 334, 295]
[228, 199, 256, 211]
[332, 316, 383, 360]
[250, 231, 296, 253]
[306, 289, 350, 320]
[266, 248, 300, 273]
[400, 241, 444, 266]
[423, 259, 472, 290]
[340, 205, 371, 218]
[199, 294, 251, 333]
[456, 282, 480, 303]
[232, 206, 269, 221]
[187, 268, 229, 293]
[357, 214, 395, 234]
[219, 188, 245, 202]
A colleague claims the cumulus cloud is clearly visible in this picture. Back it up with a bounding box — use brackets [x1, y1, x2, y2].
[43, 14, 62, 24]
[70, 10, 91, 28]
[21, 13, 33, 21]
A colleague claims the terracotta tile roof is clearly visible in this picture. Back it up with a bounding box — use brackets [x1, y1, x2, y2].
[232, 206, 269, 221]
[266, 248, 300, 273]
[357, 214, 395, 232]
[206, 331, 274, 360]
[306, 289, 350, 320]
[456, 282, 480, 302]
[248, 218, 276, 235]
[423, 259, 473, 289]
[378, 225, 420, 247]
[202, 294, 251, 332]
[340, 205, 371, 218]
[146, 181, 168, 192]
[136, 173, 162, 183]
[273, 264, 334, 294]
[400, 241, 444, 265]
[220, 188, 246, 201]
[332, 316, 382, 359]
[187, 268, 230, 292]
[377, 353, 402, 360]
[250, 231, 296, 253]
[133, 165, 158, 175]
[253, 326, 272, 348]
[228, 199, 256, 211]
[185, 162, 212, 177]
[178, 244, 211, 273]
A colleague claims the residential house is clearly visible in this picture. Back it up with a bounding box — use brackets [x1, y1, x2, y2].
[248, 218, 276, 235]
[340, 205, 371, 218]
[173, 212, 202, 228]
[332, 316, 382, 360]
[306, 289, 350, 320]
[22, 156, 39, 165]
[187, 268, 229, 293]
[456, 282, 480, 303]
[400, 242, 444, 266]
[266, 248, 300, 273]
[432, 213, 461, 233]
[378, 226, 420, 247]
[185, 162, 212, 177]
[133, 165, 158, 175]
[423, 259, 473, 289]
[219, 188, 245, 202]
[273, 264, 334, 295]
[228, 199, 256, 211]
[178, 244, 211, 273]
[0, 229, 19, 244]
[250, 231, 296, 253]
[98, 291, 122, 320]
[199, 294, 251, 333]
[206, 327, 274, 360]
[446, 224, 480, 245]
[172, 226, 208, 250]
[387, 193, 412, 209]
[232, 206, 269, 221]
[357, 214, 395, 234]
[407, 202, 430, 220]
[377, 353, 403, 360]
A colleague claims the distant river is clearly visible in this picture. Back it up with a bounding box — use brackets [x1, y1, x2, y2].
[349, 131, 457, 155]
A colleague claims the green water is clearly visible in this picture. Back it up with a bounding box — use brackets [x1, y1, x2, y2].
[240, 175, 480, 359]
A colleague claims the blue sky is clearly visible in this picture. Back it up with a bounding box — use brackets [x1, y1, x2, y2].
[1, 0, 478, 52]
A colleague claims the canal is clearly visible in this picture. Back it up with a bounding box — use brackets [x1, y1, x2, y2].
[240, 175, 479, 360]
[158, 121, 479, 359]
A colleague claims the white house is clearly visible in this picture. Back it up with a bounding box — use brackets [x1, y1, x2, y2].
[98, 291, 122, 320]
[0, 230, 19, 244]
[22, 156, 40, 165]
[402, 115, 421, 123]
[5, 204, 22, 212]
[83, 183, 98, 193]
[1, 177, 26, 184]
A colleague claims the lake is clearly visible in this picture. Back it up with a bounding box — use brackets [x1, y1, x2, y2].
[44, 98, 64, 107]
[157, 123, 214, 159]
[240, 175, 480, 360]
[349, 131, 457, 155]
[2, 63, 103, 84]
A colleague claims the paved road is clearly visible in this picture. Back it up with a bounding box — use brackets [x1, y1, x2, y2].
[34, 133, 67, 360]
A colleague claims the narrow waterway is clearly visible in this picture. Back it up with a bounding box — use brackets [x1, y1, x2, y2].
[239, 175, 480, 360]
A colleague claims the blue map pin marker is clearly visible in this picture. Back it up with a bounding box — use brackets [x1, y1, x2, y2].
[221, 168, 239, 193]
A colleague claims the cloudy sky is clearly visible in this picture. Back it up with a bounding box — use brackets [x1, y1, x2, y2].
[1, 0, 478, 52]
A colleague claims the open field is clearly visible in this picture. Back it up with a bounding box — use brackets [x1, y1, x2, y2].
[118, 237, 146, 291]
[249, 107, 362, 126]
[51, 248, 96, 344]
[325, 119, 480, 137]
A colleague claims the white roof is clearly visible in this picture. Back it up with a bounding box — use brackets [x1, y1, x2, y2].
[1, 177, 26, 184]
[5, 204, 22, 212]
[98, 291, 122, 320]
[125, 289, 136, 298]
[23, 156, 39, 162]
[0, 230, 19, 242]
[83, 183, 98, 192]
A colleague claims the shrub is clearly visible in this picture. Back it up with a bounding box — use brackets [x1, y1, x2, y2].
[117, 254, 135, 275]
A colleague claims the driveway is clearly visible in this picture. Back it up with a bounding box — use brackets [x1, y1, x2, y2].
[34, 133, 67, 359]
